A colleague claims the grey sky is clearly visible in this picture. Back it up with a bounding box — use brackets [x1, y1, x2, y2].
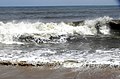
[0, 0, 118, 6]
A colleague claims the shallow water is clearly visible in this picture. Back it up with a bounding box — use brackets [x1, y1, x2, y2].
[0, 6, 120, 68]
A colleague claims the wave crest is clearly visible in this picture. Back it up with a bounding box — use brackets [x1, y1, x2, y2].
[0, 16, 113, 44]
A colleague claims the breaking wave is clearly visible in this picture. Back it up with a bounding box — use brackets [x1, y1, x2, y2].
[0, 16, 114, 44]
[0, 16, 120, 68]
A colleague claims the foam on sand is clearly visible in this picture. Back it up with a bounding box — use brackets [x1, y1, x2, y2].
[0, 48, 120, 68]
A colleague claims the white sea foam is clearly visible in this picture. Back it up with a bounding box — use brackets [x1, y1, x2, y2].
[0, 16, 112, 44]
[0, 16, 118, 68]
[0, 48, 120, 68]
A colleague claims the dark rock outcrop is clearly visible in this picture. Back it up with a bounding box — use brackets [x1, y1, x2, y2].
[108, 20, 120, 35]
[109, 20, 120, 31]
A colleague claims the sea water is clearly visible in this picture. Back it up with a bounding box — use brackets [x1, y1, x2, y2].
[0, 6, 120, 68]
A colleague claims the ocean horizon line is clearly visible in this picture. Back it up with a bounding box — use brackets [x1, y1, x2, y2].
[0, 5, 118, 8]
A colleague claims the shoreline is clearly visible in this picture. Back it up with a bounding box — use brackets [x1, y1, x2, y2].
[0, 65, 120, 79]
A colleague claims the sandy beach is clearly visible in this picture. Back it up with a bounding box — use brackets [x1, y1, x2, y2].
[0, 65, 120, 79]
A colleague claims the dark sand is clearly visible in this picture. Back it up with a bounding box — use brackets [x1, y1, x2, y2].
[0, 66, 120, 79]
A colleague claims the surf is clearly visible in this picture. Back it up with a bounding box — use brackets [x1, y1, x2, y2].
[0, 16, 117, 44]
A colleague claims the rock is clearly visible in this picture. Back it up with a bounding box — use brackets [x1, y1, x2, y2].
[108, 20, 120, 35]
[109, 20, 120, 31]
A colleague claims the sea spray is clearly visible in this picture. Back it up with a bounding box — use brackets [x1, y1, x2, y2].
[0, 16, 112, 44]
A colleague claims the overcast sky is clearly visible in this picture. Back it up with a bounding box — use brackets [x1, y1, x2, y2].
[0, 0, 118, 6]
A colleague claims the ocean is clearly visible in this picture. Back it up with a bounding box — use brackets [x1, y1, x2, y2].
[0, 6, 120, 69]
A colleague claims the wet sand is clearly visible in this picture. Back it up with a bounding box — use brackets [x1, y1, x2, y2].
[0, 66, 120, 79]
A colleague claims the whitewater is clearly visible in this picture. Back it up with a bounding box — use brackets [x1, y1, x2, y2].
[0, 16, 120, 68]
[0, 6, 119, 69]
[0, 16, 111, 44]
